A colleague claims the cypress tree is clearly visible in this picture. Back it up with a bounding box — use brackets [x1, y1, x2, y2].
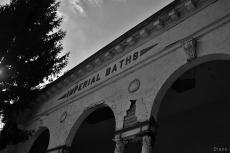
[0, 0, 69, 149]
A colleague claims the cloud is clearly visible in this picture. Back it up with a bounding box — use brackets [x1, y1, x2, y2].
[71, 0, 87, 16]
[68, 0, 105, 16]
[60, 0, 127, 18]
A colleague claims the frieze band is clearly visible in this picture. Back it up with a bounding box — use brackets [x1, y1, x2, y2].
[59, 44, 157, 100]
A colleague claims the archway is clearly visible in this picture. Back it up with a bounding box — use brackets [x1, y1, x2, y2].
[68, 106, 116, 153]
[152, 59, 230, 153]
[28, 127, 50, 153]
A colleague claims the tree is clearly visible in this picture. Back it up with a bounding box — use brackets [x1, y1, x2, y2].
[0, 0, 69, 149]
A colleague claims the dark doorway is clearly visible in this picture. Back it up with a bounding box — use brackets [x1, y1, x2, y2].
[28, 128, 50, 153]
[153, 60, 230, 153]
[69, 107, 116, 153]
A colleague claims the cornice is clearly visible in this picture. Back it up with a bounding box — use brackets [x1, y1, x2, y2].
[34, 0, 217, 104]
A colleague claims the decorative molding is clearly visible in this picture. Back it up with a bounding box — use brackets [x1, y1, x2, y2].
[94, 58, 102, 65]
[185, 0, 196, 10]
[153, 19, 163, 29]
[77, 69, 84, 76]
[182, 38, 197, 62]
[139, 44, 158, 56]
[168, 9, 179, 20]
[128, 79, 140, 93]
[70, 74, 76, 80]
[86, 64, 93, 71]
[114, 45, 123, 53]
[139, 29, 149, 37]
[126, 37, 136, 46]
[104, 51, 113, 60]
[60, 111, 68, 123]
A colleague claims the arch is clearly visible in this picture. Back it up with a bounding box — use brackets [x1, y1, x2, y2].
[151, 53, 230, 119]
[65, 103, 116, 148]
[27, 127, 50, 153]
[150, 53, 230, 153]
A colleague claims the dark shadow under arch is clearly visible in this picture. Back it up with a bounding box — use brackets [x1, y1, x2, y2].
[66, 104, 116, 153]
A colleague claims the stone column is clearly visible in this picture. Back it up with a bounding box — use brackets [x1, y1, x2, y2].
[114, 135, 125, 153]
[141, 135, 152, 153]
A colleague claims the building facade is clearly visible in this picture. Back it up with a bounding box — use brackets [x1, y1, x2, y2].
[2, 0, 230, 153]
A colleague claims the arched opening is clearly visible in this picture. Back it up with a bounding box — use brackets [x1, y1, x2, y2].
[28, 128, 50, 153]
[69, 106, 116, 153]
[153, 60, 230, 153]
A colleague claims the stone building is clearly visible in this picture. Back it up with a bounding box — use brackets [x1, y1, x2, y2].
[2, 0, 230, 152]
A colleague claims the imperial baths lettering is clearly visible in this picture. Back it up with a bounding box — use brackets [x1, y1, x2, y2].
[59, 44, 156, 100]
[59, 73, 100, 99]
[104, 44, 157, 77]
[105, 51, 139, 76]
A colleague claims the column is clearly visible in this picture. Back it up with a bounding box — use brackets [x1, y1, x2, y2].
[114, 135, 125, 153]
[141, 135, 152, 153]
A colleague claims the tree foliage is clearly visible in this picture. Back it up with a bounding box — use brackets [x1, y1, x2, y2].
[0, 0, 69, 149]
